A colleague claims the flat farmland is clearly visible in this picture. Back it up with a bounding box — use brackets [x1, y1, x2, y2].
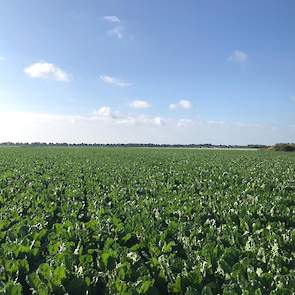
[0, 148, 294, 294]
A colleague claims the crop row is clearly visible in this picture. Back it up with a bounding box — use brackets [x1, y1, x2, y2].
[0, 148, 294, 294]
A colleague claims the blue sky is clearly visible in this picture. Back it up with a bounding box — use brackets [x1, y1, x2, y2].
[0, 0, 295, 144]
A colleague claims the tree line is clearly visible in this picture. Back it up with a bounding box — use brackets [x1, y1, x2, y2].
[0, 142, 269, 149]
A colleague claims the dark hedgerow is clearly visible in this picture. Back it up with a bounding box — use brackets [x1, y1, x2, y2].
[271, 143, 295, 152]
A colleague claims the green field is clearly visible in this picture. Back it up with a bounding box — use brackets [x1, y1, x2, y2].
[0, 148, 294, 294]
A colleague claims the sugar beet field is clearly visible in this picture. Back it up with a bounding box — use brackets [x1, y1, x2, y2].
[0, 147, 294, 295]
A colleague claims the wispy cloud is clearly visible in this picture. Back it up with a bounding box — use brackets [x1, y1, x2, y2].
[290, 96, 295, 103]
[0, 56, 5, 61]
[169, 99, 192, 110]
[103, 16, 121, 23]
[99, 75, 132, 87]
[92, 106, 164, 126]
[177, 119, 194, 128]
[129, 100, 151, 109]
[108, 26, 124, 39]
[93, 106, 120, 119]
[228, 50, 248, 63]
[24, 62, 70, 82]
[102, 15, 127, 39]
[95, 106, 112, 117]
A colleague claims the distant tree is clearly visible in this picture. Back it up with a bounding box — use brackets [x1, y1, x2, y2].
[271, 143, 295, 152]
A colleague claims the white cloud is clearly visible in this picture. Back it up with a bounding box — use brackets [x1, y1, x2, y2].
[169, 104, 177, 110]
[154, 117, 165, 126]
[177, 119, 193, 128]
[103, 16, 121, 23]
[93, 106, 121, 120]
[129, 100, 151, 109]
[1, 109, 293, 145]
[169, 99, 192, 110]
[92, 106, 163, 126]
[228, 50, 248, 63]
[99, 75, 132, 87]
[179, 100, 192, 109]
[95, 106, 164, 126]
[24, 62, 70, 82]
[108, 26, 124, 39]
[95, 106, 112, 117]
[0, 56, 5, 61]
[102, 15, 128, 39]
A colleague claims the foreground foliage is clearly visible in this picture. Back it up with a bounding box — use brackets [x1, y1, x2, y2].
[0, 148, 294, 294]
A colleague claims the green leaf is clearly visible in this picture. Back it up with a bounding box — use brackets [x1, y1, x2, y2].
[101, 251, 110, 268]
[38, 263, 53, 280]
[53, 266, 67, 286]
[5, 282, 22, 295]
[19, 259, 29, 273]
[28, 273, 49, 295]
[202, 285, 214, 295]
[220, 259, 232, 274]
[137, 278, 154, 294]
[170, 276, 182, 294]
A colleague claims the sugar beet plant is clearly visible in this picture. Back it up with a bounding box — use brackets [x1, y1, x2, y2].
[0, 147, 294, 294]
